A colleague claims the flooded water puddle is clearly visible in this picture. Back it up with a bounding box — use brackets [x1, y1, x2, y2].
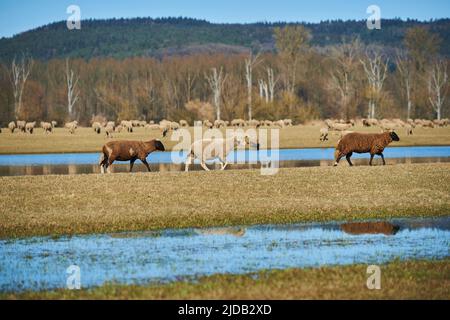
[0, 145, 449, 176]
[0, 217, 449, 293]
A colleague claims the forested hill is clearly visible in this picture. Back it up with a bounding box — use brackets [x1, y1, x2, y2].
[1, 17, 449, 61]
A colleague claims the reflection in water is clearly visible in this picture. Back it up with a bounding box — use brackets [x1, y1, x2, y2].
[341, 222, 400, 235]
[194, 227, 247, 237]
[0, 157, 449, 176]
[0, 217, 449, 293]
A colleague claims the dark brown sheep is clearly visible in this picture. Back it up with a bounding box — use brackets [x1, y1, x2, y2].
[334, 131, 400, 166]
[99, 139, 165, 174]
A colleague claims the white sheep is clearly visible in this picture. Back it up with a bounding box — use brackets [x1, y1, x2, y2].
[185, 135, 259, 172]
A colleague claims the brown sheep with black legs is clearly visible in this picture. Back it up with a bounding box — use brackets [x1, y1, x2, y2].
[334, 131, 400, 167]
[99, 139, 165, 174]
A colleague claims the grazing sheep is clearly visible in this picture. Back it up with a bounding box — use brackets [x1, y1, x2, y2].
[434, 119, 447, 127]
[405, 123, 413, 136]
[145, 124, 160, 130]
[116, 124, 123, 133]
[272, 120, 285, 128]
[179, 120, 189, 127]
[283, 119, 293, 126]
[362, 118, 378, 127]
[99, 139, 165, 174]
[51, 121, 58, 128]
[185, 135, 259, 172]
[65, 121, 78, 134]
[170, 121, 180, 131]
[319, 127, 329, 142]
[247, 119, 260, 127]
[106, 121, 116, 130]
[379, 122, 398, 132]
[324, 119, 334, 128]
[330, 123, 352, 131]
[202, 120, 213, 129]
[158, 120, 171, 133]
[8, 121, 16, 133]
[121, 121, 133, 133]
[92, 122, 102, 134]
[25, 122, 36, 134]
[334, 131, 400, 166]
[422, 120, 435, 128]
[17, 120, 26, 133]
[105, 125, 114, 138]
[231, 119, 245, 127]
[40, 121, 53, 134]
[214, 119, 226, 128]
[392, 119, 406, 127]
[263, 120, 273, 127]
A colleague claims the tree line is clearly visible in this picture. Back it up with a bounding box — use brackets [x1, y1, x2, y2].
[0, 25, 448, 126]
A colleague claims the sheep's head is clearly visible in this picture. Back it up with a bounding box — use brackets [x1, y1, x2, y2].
[154, 139, 166, 151]
[390, 131, 400, 141]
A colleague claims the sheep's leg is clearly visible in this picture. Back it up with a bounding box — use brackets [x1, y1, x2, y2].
[379, 153, 386, 165]
[185, 154, 193, 172]
[142, 159, 151, 172]
[99, 153, 108, 174]
[221, 161, 228, 171]
[369, 154, 375, 166]
[334, 152, 344, 166]
[346, 153, 353, 166]
[129, 159, 136, 172]
[219, 157, 228, 171]
[106, 157, 115, 174]
[200, 160, 210, 171]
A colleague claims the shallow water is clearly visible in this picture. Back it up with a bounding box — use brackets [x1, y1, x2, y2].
[0, 145, 449, 176]
[0, 146, 449, 166]
[0, 157, 449, 176]
[0, 217, 449, 293]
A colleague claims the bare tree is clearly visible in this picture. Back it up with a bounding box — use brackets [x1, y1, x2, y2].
[185, 71, 198, 103]
[258, 79, 269, 103]
[274, 26, 311, 95]
[267, 67, 279, 102]
[245, 52, 262, 120]
[428, 60, 448, 120]
[329, 38, 361, 120]
[9, 55, 33, 119]
[360, 49, 389, 119]
[205, 67, 227, 121]
[396, 50, 414, 119]
[66, 59, 79, 118]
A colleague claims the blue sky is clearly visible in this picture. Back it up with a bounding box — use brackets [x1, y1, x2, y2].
[0, 0, 449, 38]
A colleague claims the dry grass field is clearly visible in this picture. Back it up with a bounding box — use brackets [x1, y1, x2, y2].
[0, 124, 449, 154]
[3, 259, 449, 299]
[0, 163, 449, 239]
